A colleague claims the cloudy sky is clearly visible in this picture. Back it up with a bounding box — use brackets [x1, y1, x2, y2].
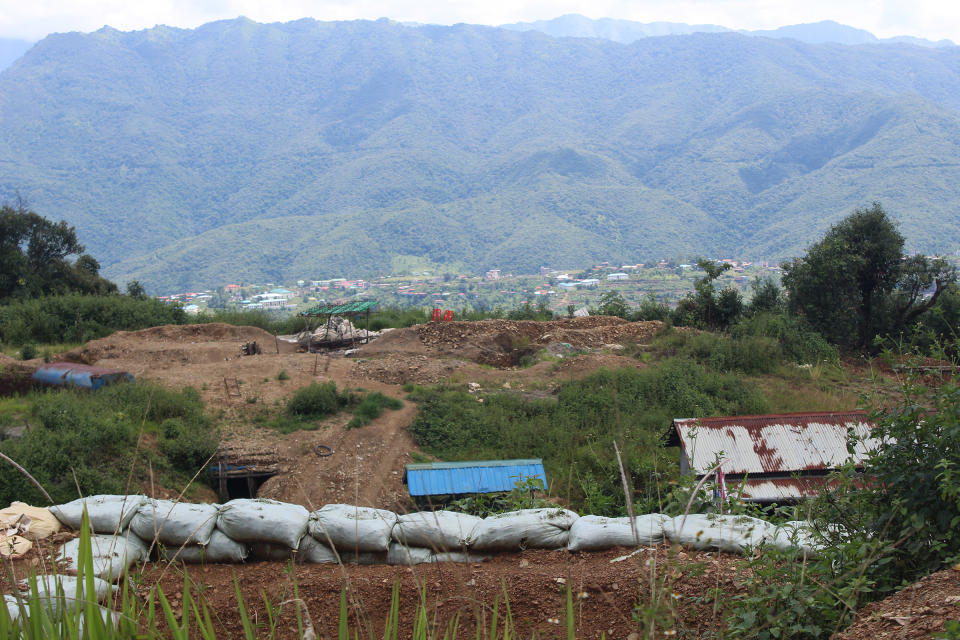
[1, 0, 958, 43]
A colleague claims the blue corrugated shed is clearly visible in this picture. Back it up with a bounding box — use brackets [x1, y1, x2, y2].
[404, 459, 548, 497]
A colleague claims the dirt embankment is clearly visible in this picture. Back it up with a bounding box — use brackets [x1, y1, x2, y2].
[839, 566, 960, 640]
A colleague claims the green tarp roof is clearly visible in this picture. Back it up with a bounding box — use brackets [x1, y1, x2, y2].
[301, 300, 377, 315]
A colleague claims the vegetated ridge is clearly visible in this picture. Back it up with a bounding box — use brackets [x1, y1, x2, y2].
[2, 18, 960, 291]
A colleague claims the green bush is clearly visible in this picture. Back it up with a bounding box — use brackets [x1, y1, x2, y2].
[19, 344, 36, 360]
[0, 382, 216, 505]
[732, 312, 839, 365]
[652, 328, 784, 374]
[346, 392, 403, 429]
[286, 381, 352, 417]
[0, 294, 187, 346]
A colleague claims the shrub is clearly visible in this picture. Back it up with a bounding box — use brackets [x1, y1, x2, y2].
[286, 381, 351, 417]
[346, 392, 403, 429]
[19, 344, 36, 360]
[0, 382, 216, 505]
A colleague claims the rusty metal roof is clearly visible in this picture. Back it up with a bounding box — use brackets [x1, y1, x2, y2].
[731, 476, 837, 502]
[672, 411, 878, 476]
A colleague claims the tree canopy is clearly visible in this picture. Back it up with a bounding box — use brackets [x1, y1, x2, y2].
[0, 202, 117, 300]
[781, 203, 957, 350]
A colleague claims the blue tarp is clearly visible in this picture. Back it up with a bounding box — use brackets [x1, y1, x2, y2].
[404, 459, 548, 496]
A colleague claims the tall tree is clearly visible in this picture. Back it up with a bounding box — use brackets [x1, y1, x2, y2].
[0, 203, 116, 299]
[781, 203, 956, 349]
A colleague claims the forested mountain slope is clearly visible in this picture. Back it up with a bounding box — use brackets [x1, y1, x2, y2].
[1, 18, 959, 291]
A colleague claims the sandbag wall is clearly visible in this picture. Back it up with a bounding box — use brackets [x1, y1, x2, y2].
[7, 495, 823, 610]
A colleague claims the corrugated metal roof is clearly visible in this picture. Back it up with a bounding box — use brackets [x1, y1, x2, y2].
[404, 459, 548, 497]
[732, 476, 838, 503]
[673, 411, 878, 476]
[301, 301, 377, 315]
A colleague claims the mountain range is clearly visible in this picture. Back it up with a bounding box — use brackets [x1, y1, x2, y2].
[1, 18, 959, 292]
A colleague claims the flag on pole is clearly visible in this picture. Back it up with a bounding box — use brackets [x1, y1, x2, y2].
[716, 467, 728, 512]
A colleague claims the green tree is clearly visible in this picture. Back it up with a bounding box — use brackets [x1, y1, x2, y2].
[673, 259, 742, 330]
[781, 203, 956, 349]
[0, 202, 117, 299]
[126, 280, 147, 299]
[594, 290, 628, 318]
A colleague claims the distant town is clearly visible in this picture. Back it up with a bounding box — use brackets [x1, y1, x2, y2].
[156, 258, 785, 316]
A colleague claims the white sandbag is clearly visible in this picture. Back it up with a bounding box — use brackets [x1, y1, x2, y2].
[393, 511, 481, 550]
[4, 594, 20, 623]
[130, 500, 219, 547]
[251, 535, 340, 564]
[50, 495, 147, 533]
[217, 499, 309, 550]
[18, 575, 114, 613]
[468, 509, 579, 551]
[309, 504, 398, 552]
[57, 531, 148, 582]
[338, 551, 387, 565]
[664, 514, 775, 554]
[432, 550, 490, 564]
[1, 502, 62, 539]
[386, 543, 434, 566]
[298, 535, 340, 564]
[567, 514, 669, 551]
[770, 521, 822, 557]
[161, 530, 249, 564]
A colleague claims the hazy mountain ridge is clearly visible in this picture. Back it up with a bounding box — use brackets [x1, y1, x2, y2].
[1, 18, 960, 292]
[501, 15, 957, 47]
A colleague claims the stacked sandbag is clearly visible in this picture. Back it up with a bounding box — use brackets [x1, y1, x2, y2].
[251, 536, 339, 564]
[567, 514, 670, 551]
[50, 495, 147, 534]
[468, 509, 579, 551]
[392, 511, 480, 550]
[161, 530, 249, 564]
[57, 530, 148, 582]
[309, 504, 398, 553]
[664, 514, 776, 554]
[16, 575, 114, 616]
[130, 500, 219, 548]
[217, 499, 309, 550]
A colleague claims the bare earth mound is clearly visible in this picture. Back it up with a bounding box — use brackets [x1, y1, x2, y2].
[839, 566, 960, 639]
[360, 317, 662, 367]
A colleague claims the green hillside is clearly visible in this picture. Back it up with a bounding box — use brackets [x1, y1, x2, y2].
[1, 19, 960, 291]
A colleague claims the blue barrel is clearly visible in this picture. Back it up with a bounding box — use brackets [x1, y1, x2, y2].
[32, 363, 134, 390]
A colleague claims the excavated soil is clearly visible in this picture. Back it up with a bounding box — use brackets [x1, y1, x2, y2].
[839, 566, 960, 640]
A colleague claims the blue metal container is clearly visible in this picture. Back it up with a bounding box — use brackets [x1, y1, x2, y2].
[404, 459, 548, 497]
[32, 363, 134, 390]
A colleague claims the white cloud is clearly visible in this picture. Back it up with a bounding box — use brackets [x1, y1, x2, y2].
[1, 0, 957, 42]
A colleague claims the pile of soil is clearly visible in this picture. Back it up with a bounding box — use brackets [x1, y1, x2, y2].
[66, 323, 286, 367]
[839, 566, 960, 639]
[360, 318, 662, 368]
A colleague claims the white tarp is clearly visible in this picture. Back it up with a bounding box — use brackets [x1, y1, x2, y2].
[161, 530, 249, 564]
[57, 532, 148, 582]
[664, 514, 776, 554]
[217, 499, 309, 550]
[309, 504, 399, 552]
[468, 509, 579, 551]
[770, 520, 823, 557]
[130, 500, 219, 548]
[50, 495, 146, 534]
[392, 511, 481, 550]
[567, 514, 669, 551]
